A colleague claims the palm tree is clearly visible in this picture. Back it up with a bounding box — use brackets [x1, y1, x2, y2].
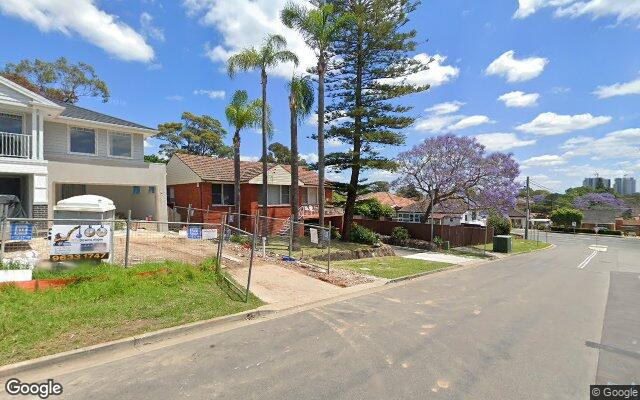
[288, 75, 315, 250]
[282, 1, 348, 232]
[225, 90, 262, 228]
[227, 35, 299, 235]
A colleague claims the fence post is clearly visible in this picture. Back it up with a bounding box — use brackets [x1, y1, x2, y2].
[288, 218, 293, 258]
[327, 220, 331, 274]
[124, 210, 131, 268]
[0, 205, 7, 262]
[216, 213, 226, 274]
[246, 212, 258, 303]
[484, 223, 488, 254]
[187, 203, 191, 225]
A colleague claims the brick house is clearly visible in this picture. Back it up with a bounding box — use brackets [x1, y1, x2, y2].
[165, 153, 343, 233]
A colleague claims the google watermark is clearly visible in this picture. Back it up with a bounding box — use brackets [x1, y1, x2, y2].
[4, 378, 63, 399]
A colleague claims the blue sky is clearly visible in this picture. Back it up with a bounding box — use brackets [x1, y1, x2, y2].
[1, 0, 639, 192]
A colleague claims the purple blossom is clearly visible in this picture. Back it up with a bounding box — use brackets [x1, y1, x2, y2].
[533, 194, 546, 204]
[573, 193, 626, 210]
[394, 134, 520, 214]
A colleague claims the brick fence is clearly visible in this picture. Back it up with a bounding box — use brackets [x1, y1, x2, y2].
[353, 218, 493, 247]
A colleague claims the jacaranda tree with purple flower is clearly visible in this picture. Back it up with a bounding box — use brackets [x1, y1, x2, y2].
[573, 192, 627, 210]
[394, 134, 520, 219]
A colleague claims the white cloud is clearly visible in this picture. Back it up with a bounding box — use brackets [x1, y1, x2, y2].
[326, 137, 344, 148]
[515, 0, 640, 22]
[425, 101, 464, 115]
[186, 0, 314, 79]
[144, 139, 153, 148]
[415, 102, 494, 133]
[400, 54, 460, 88]
[140, 12, 165, 42]
[562, 128, 640, 159]
[498, 91, 540, 108]
[240, 155, 259, 162]
[485, 50, 548, 83]
[526, 174, 563, 190]
[300, 152, 319, 163]
[448, 115, 494, 131]
[365, 169, 400, 182]
[516, 112, 612, 135]
[165, 95, 184, 102]
[194, 89, 226, 99]
[593, 77, 640, 99]
[0, 0, 154, 62]
[522, 154, 567, 167]
[475, 133, 536, 152]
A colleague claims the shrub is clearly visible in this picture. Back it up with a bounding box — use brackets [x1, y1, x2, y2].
[432, 236, 444, 247]
[349, 223, 378, 245]
[391, 226, 410, 242]
[354, 199, 395, 220]
[230, 234, 251, 246]
[488, 213, 511, 235]
[549, 207, 583, 228]
[331, 226, 342, 240]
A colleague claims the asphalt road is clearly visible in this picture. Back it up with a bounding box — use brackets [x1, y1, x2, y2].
[4, 232, 639, 399]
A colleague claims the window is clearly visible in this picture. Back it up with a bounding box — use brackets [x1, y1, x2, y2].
[168, 187, 175, 203]
[148, 186, 156, 194]
[132, 186, 141, 195]
[212, 183, 235, 205]
[69, 127, 96, 155]
[303, 187, 318, 205]
[109, 132, 132, 158]
[259, 185, 290, 205]
[0, 113, 22, 134]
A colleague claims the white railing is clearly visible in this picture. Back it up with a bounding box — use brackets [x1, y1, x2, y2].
[0, 132, 32, 158]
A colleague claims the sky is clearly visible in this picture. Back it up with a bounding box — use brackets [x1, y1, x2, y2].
[1, 0, 639, 193]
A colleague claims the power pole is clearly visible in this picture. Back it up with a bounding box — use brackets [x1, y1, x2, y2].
[525, 176, 530, 240]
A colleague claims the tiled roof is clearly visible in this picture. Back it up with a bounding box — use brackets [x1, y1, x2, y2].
[175, 153, 321, 185]
[54, 100, 155, 131]
[357, 192, 415, 209]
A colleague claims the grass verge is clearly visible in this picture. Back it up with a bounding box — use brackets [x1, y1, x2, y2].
[477, 237, 552, 254]
[0, 260, 261, 366]
[332, 256, 452, 280]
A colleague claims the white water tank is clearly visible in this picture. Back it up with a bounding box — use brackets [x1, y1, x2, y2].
[53, 195, 116, 220]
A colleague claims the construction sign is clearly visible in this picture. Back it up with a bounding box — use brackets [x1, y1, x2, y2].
[50, 224, 111, 261]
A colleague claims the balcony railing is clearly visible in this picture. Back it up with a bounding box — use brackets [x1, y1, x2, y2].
[0, 132, 32, 158]
[300, 204, 344, 218]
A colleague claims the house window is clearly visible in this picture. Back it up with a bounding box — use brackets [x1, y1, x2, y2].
[212, 183, 235, 205]
[0, 113, 22, 134]
[302, 187, 318, 205]
[69, 127, 96, 155]
[60, 184, 86, 200]
[148, 186, 155, 194]
[168, 187, 175, 203]
[132, 186, 141, 195]
[109, 132, 132, 158]
[259, 185, 290, 205]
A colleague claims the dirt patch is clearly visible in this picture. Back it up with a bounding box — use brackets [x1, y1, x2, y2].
[313, 245, 395, 261]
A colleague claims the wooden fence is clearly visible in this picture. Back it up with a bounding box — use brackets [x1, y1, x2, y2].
[353, 218, 493, 247]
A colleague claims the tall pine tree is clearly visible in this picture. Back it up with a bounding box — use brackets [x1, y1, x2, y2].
[325, 0, 431, 241]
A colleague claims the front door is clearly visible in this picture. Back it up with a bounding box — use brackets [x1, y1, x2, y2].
[0, 176, 22, 198]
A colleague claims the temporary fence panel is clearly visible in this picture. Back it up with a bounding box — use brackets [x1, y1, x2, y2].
[216, 215, 255, 302]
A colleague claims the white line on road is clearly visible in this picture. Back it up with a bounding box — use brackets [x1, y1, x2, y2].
[577, 250, 598, 269]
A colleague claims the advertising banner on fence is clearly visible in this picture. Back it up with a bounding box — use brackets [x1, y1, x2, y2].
[50, 224, 111, 261]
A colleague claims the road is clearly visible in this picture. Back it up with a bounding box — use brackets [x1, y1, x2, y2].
[4, 233, 639, 399]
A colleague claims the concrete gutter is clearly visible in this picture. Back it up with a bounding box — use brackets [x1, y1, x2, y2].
[0, 309, 274, 378]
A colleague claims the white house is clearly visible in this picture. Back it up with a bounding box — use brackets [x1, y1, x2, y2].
[395, 199, 488, 227]
[0, 76, 167, 221]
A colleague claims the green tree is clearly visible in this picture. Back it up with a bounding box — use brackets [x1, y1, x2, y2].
[325, 0, 430, 241]
[225, 90, 263, 227]
[227, 35, 299, 231]
[144, 154, 167, 164]
[156, 112, 231, 158]
[366, 181, 391, 193]
[282, 2, 350, 231]
[488, 213, 511, 235]
[287, 74, 315, 250]
[396, 183, 422, 200]
[549, 207, 583, 228]
[2, 57, 109, 103]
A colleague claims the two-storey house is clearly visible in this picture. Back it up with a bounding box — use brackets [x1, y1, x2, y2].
[0, 76, 167, 221]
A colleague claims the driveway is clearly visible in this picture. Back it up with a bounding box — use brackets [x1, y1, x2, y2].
[391, 245, 483, 264]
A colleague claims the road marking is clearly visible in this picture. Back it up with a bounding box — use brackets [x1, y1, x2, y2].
[577, 250, 598, 269]
[589, 245, 608, 252]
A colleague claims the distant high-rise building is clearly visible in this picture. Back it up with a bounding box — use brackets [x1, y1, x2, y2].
[583, 177, 611, 190]
[614, 177, 636, 195]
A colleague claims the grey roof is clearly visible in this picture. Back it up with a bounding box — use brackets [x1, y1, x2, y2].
[54, 100, 155, 131]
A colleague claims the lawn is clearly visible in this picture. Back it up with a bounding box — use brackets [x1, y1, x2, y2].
[0, 261, 261, 366]
[477, 237, 551, 254]
[332, 256, 452, 280]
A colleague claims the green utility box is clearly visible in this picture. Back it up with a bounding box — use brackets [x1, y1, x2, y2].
[443, 241, 450, 250]
[492, 235, 512, 253]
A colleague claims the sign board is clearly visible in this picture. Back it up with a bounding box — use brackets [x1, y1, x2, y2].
[187, 226, 202, 239]
[10, 223, 33, 241]
[310, 228, 319, 244]
[571, 221, 577, 228]
[50, 224, 110, 261]
[203, 228, 218, 240]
